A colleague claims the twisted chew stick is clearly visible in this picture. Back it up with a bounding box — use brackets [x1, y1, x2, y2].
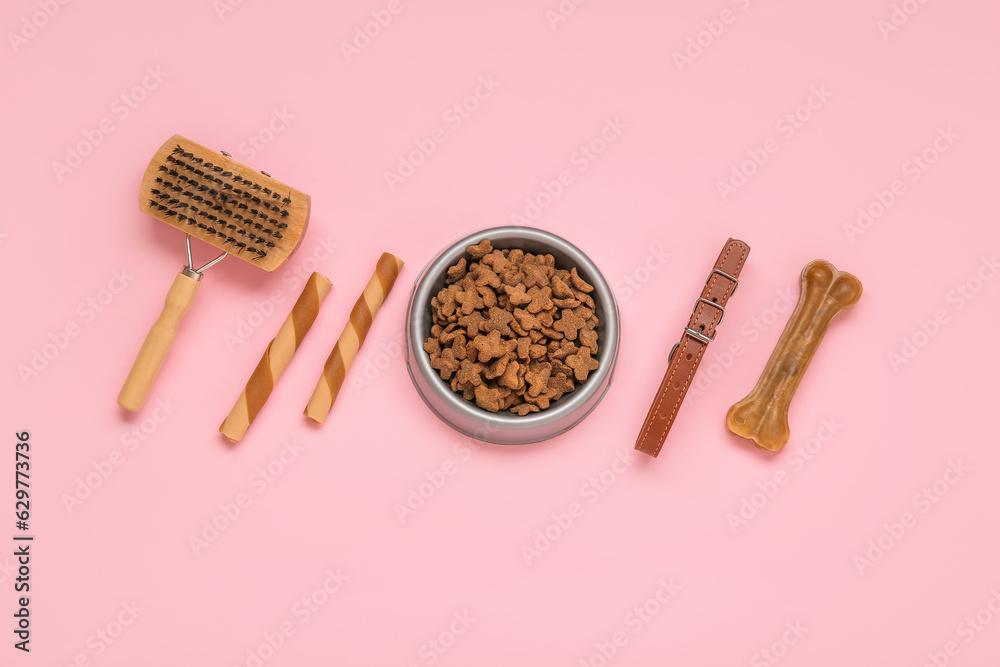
[305, 252, 404, 424]
[220, 272, 333, 442]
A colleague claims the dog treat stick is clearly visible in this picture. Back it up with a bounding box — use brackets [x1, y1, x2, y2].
[305, 253, 404, 424]
[726, 259, 862, 451]
[220, 272, 333, 442]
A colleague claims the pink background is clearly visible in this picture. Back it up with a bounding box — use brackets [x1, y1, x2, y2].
[4, 0, 1000, 665]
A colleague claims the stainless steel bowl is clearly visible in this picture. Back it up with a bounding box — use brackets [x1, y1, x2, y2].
[405, 226, 620, 445]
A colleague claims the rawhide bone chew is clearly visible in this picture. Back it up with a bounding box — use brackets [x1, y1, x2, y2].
[726, 259, 862, 451]
[118, 134, 310, 412]
[305, 253, 404, 424]
[220, 272, 333, 442]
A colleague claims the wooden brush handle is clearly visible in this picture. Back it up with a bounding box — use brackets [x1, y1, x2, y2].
[118, 270, 200, 412]
[726, 260, 861, 451]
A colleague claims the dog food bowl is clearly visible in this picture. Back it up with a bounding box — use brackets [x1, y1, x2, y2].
[405, 226, 620, 445]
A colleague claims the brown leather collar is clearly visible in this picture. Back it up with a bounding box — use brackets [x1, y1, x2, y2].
[634, 238, 750, 457]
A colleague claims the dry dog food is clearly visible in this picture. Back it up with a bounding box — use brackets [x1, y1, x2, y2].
[424, 239, 600, 413]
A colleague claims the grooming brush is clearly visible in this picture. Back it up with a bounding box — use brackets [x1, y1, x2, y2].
[118, 134, 310, 412]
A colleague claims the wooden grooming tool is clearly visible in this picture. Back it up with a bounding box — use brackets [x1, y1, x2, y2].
[118, 135, 310, 412]
[726, 259, 861, 451]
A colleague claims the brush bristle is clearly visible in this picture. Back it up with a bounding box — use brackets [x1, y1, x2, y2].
[138, 135, 310, 272]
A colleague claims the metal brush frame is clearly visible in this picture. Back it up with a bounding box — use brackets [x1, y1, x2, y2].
[180, 234, 227, 281]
